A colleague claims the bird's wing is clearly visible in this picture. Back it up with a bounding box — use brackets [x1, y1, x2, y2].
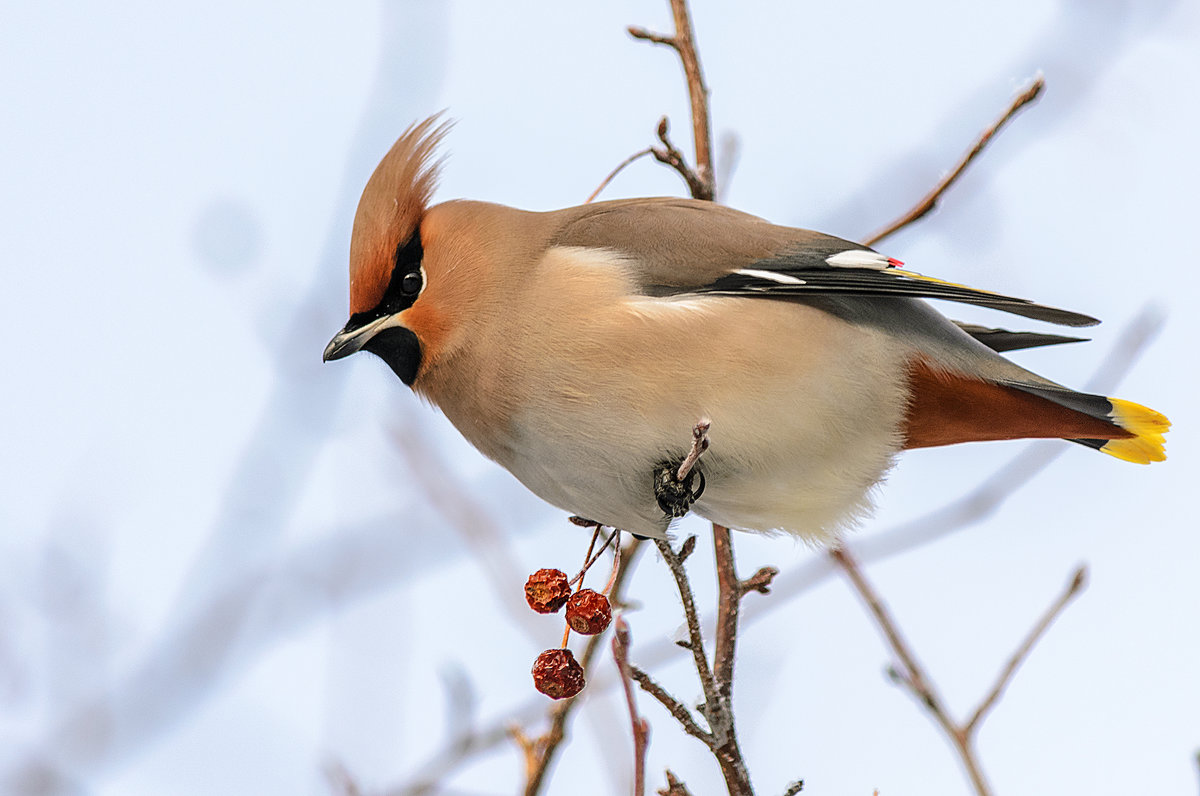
[550, 197, 1099, 328]
[952, 323, 1088, 352]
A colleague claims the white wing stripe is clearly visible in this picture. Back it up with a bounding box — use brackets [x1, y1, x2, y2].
[824, 250, 894, 270]
[736, 268, 806, 285]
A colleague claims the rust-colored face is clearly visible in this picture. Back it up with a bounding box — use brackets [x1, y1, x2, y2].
[323, 115, 451, 384]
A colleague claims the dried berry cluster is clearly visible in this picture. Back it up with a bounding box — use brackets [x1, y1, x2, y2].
[524, 567, 614, 700]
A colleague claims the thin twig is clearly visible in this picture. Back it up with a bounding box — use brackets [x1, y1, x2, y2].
[603, 534, 624, 595]
[739, 566, 779, 596]
[629, 664, 711, 743]
[677, 534, 697, 563]
[629, 0, 715, 200]
[585, 147, 655, 203]
[782, 781, 805, 796]
[613, 618, 650, 796]
[650, 530, 755, 795]
[833, 551, 1092, 796]
[569, 528, 620, 589]
[647, 117, 711, 202]
[964, 566, 1088, 736]
[710, 524, 755, 795]
[659, 769, 695, 796]
[663, 0, 712, 194]
[829, 547, 992, 796]
[864, 75, 1045, 247]
[627, 27, 676, 47]
[652, 538, 721, 722]
[711, 525, 739, 708]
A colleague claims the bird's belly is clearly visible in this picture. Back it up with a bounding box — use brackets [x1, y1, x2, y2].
[497, 299, 912, 540]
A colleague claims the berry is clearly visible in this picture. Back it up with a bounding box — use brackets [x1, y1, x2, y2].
[565, 589, 612, 635]
[532, 648, 585, 699]
[525, 568, 571, 614]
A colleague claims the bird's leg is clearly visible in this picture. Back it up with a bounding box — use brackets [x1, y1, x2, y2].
[654, 419, 711, 518]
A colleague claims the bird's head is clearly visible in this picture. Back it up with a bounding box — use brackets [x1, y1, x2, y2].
[323, 115, 452, 385]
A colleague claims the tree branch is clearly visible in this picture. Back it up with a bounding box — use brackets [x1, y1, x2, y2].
[613, 618, 651, 796]
[630, 664, 711, 744]
[711, 526, 739, 709]
[652, 538, 722, 728]
[864, 75, 1045, 247]
[829, 547, 992, 796]
[629, 0, 715, 200]
[964, 566, 1088, 736]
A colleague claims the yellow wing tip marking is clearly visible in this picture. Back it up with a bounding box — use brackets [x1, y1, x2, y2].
[1102, 398, 1170, 464]
[901, 270, 1004, 296]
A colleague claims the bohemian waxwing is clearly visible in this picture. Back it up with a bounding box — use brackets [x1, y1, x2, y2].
[324, 116, 1169, 542]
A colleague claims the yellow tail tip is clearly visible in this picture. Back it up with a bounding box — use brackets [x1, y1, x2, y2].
[1102, 398, 1170, 464]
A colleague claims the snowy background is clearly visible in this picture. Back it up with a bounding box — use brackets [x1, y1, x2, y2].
[2, 1, 1197, 793]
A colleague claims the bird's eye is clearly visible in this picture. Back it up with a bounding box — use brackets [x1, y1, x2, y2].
[400, 270, 422, 296]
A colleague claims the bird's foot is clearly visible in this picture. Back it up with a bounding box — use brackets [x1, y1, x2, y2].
[654, 419, 711, 518]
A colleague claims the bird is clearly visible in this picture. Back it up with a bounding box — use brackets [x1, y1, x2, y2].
[324, 116, 1169, 542]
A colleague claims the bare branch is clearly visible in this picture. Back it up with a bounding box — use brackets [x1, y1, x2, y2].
[711, 525, 739, 702]
[652, 538, 721, 722]
[711, 524, 756, 795]
[864, 75, 1045, 247]
[627, 26, 677, 47]
[585, 147, 655, 204]
[678, 534, 697, 563]
[739, 566, 779, 597]
[630, 0, 715, 200]
[649, 117, 712, 202]
[569, 527, 620, 589]
[782, 781, 805, 796]
[964, 566, 1088, 736]
[829, 547, 992, 796]
[629, 664, 710, 743]
[613, 618, 650, 796]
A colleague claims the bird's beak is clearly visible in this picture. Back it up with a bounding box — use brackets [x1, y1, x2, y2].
[323, 314, 395, 362]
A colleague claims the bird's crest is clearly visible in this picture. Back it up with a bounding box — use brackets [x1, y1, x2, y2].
[349, 114, 451, 315]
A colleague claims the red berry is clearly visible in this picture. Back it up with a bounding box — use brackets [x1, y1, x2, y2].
[532, 648, 585, 699]
[525, 568, 571, 614]
[565, 589, 612, 635]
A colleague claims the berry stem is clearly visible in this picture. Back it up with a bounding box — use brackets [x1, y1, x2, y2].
[602, 532, 623, 596]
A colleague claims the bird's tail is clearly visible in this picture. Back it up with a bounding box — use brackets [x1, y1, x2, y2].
[1012, 385, 1170, 464]
[1071, 397, 1170, 464]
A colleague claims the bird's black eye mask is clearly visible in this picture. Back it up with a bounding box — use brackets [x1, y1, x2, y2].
[347, 229, 425, 329]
